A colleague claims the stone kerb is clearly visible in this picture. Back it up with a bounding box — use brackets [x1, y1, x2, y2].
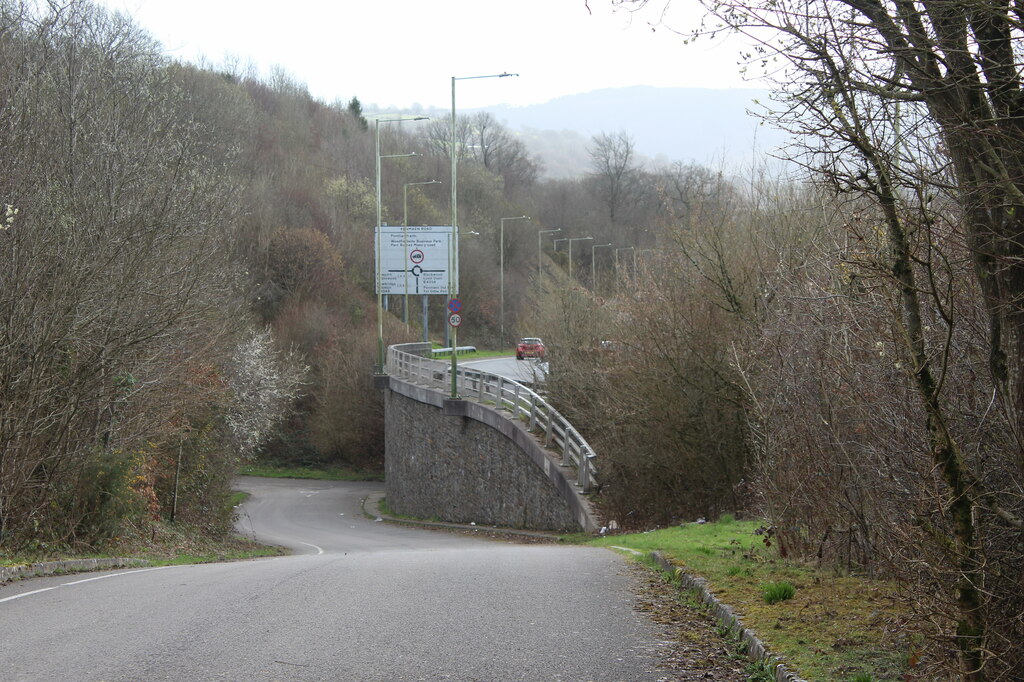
[1, 557, 150, 584]
[648, 552, 809, 682]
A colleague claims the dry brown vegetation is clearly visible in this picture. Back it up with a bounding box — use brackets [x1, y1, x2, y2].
[4, 1, 1024, 677]
[549, 2, 1024, 677]
[0, 1, 543, 550]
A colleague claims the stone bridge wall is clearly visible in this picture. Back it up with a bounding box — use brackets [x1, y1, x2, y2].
[384, 376, 594, 532]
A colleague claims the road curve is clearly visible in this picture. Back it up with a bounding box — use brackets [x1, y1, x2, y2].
[0, 477, 674, 681]
[462, 355, 548, 386]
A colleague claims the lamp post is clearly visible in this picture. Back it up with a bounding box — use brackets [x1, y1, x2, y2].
[380, 152, 418, 316]
[500, 215, 530, 348]
[373, 114, 427, 374]
[449, 71, 517, 398]
[610, 244, 634, 288]
[615, 246, 636, 271]
[564, 237, 593, 280]
[552, 238, 568, 273]
[592, 243, 613, 293]
[403, 180, 441, 332]
[537, 228, 560, 291]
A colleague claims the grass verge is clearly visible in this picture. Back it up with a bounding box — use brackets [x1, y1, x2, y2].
[1, 519, 285, 570]
[586, 519, 912, 681]
[238, 464, 383, 481]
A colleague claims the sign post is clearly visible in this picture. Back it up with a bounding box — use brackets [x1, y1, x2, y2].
[447, 298, 462, 397]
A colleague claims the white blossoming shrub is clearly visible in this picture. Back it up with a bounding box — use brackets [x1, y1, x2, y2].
[226, 328, 307, 460]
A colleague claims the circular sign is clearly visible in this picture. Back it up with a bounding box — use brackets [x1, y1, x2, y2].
[448, 313, 463, 327]
[410, 249, 425, 264]
[448, 298, 462, 313]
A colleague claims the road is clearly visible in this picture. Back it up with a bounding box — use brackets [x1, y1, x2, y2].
[463, 356, 548, 386]
[0, 477, 678, 681]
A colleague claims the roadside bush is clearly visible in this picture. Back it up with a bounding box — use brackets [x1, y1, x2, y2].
[64, 449, 146, 546]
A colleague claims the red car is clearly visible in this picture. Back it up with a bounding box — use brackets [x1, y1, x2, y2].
[516, 337, 546, 360]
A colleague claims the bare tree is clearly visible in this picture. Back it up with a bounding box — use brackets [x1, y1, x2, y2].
[587, 130, 645, 243]
[0, 0, 259, 547]
[609, 0, 1024, 676]
[465, 112, 540, 190]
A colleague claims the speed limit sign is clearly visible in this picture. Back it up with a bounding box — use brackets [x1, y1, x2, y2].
[448, 312, 462, 327]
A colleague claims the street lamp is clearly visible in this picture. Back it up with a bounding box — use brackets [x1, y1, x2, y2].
[552, 238, 568, 270]
[592, 243, 613, 292]
[538, 228, 561, 289]
[500, 215, 530, 348]
[373, 114, 427, 374]
[449, 71, 517, 398]
[403, 180, 441, 334]
[404, 180, 441, 224]
[380, 152, 418, 316]
[615, 246, 636, 270]
[564, 237, 593, 280]
[615, 246, 636, 290]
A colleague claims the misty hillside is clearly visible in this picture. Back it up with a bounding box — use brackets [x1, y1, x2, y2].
[475, 86, 791, 178]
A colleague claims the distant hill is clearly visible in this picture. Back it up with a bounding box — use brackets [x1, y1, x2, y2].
[473, 86, 791, 178]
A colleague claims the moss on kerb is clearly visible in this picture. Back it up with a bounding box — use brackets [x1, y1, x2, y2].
[647, 551, 809, 682]
[1, 557, 150, 583]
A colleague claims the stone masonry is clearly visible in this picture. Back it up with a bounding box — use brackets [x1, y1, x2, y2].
[384, 378, 588, 532]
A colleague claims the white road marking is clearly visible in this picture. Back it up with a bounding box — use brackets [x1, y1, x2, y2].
[298, 541, 324, 555]
[0, 586, 58, 604]
[609, 546, 644, 556]
[0, 566, 177, 604]
[62, 566, 176, 585]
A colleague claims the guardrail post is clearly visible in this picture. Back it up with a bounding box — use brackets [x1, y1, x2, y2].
[387, 343, 600, 494]
[578, 449, 592, 490]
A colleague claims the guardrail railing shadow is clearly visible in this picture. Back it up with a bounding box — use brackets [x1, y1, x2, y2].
[386, 344, 598, 493]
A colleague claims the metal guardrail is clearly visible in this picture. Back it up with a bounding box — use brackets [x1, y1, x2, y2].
[430, 345, 477, 357]
[386, 344, 598, 493]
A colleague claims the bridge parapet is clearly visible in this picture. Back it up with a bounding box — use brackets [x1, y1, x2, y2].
[387, 344, 598, 492]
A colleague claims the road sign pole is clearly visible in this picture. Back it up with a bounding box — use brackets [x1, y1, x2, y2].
[448, 299, 462, 398]
[422, 295, 429, 343]
[450, 324, 458, 397]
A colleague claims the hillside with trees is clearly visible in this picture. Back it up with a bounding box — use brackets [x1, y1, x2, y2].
[2, 0, 1024, 678]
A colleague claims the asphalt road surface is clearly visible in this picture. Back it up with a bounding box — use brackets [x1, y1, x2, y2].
[0, 477, 680, 681]
[463, 356, 548, 386]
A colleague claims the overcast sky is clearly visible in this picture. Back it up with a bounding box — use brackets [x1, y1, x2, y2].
[94, 0, 758, 110]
